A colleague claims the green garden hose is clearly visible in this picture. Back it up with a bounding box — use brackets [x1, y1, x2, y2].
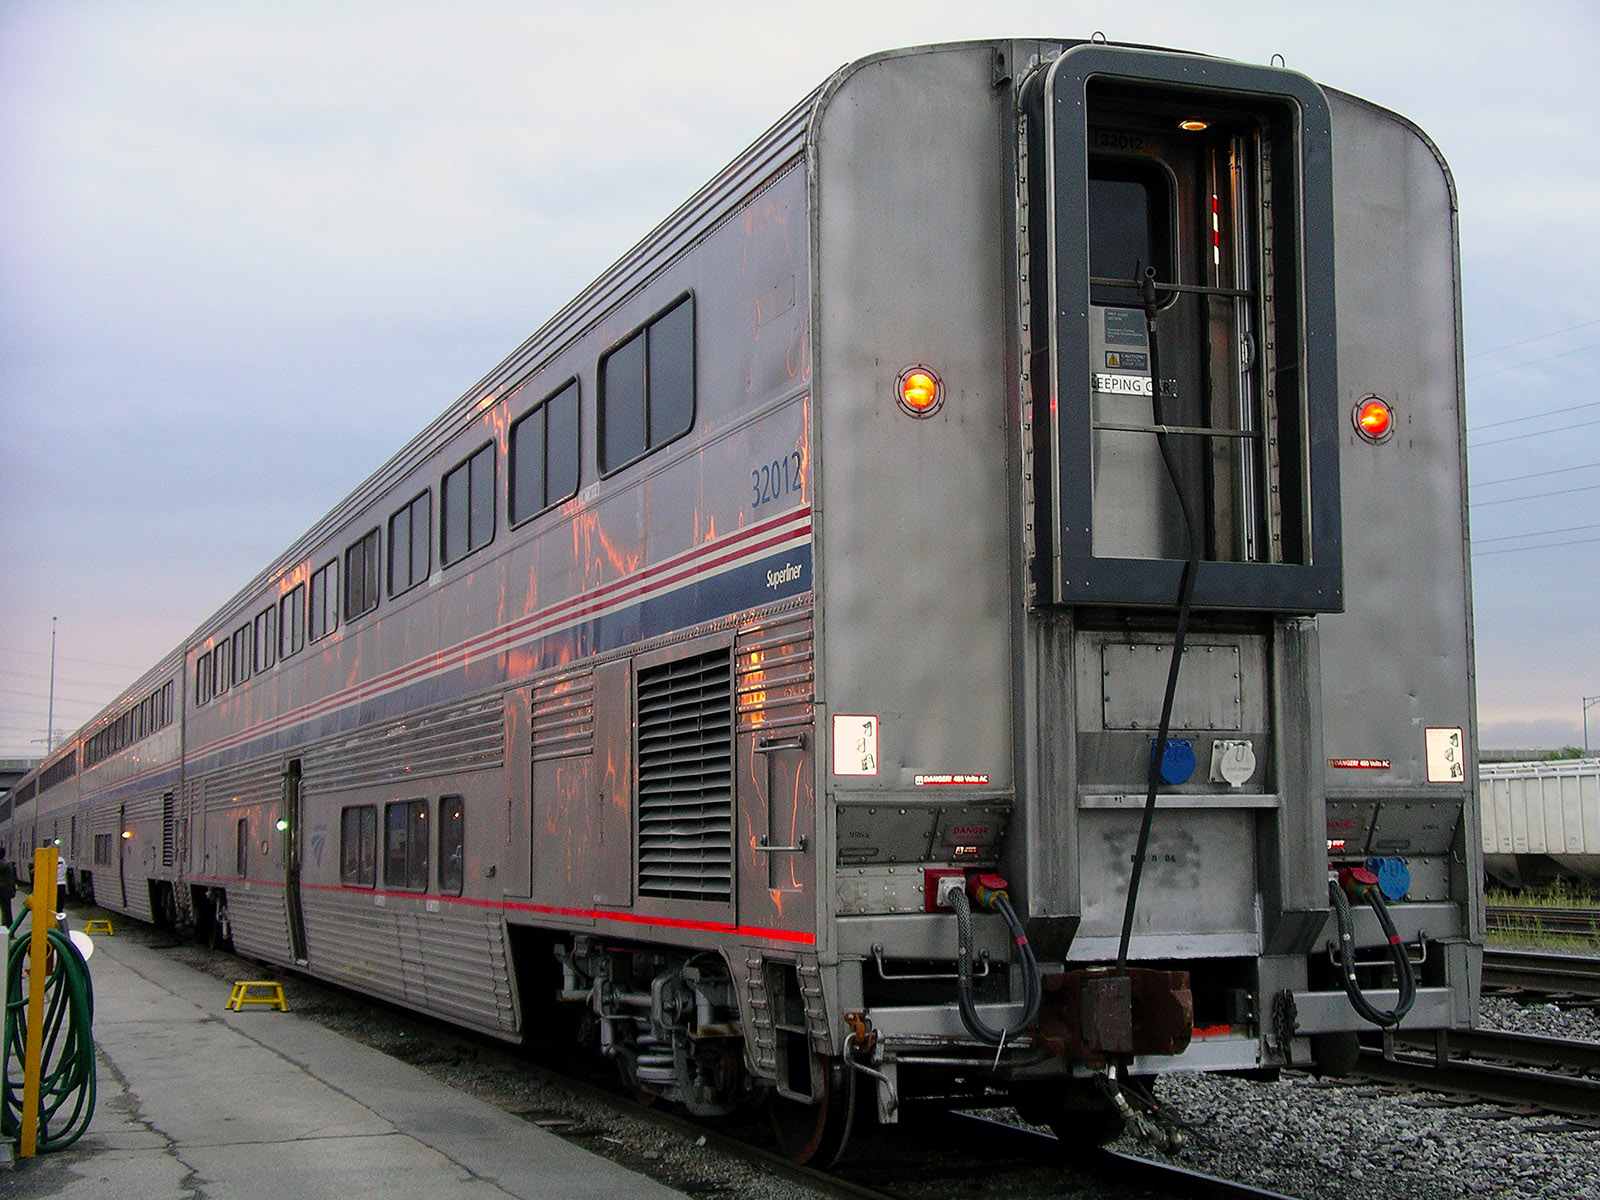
[3, 920, 97, 1151]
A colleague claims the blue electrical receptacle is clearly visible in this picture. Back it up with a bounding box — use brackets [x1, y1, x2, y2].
[1364, 856, 1411, 901]
[1151, 738, 1196, 785]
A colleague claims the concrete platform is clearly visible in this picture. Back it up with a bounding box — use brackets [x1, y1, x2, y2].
[3, 932, 689, 1199]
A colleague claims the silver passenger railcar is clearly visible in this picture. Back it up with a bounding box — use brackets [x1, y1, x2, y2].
[2, 38, 1480, 1159]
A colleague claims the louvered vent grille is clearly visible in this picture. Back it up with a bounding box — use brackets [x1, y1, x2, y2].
[636, 648, 733, 901]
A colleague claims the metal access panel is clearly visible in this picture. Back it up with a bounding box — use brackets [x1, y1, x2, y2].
[1074, 808, 1259, 951]
[1367, 801, 1462, 857]
[1100, 643, 1243, 731]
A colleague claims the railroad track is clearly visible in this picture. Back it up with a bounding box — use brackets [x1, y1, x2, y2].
[935, 1112, 1302, 1200]
[1487, 904, 1600, 940]
[1358, 1027, 1600, 1118]
[1482, 946, 1600, 998]
[107, 909, 1300, 1200]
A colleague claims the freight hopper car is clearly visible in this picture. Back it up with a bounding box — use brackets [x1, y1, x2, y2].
[2, 39, 1481, 1159]
[1482, 758, 1600, 887]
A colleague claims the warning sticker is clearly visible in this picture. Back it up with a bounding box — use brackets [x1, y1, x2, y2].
[1329, 758, 1391, 770]
[913, 774, 991, 786]
[1425, 727, 1466, 783]
[832, 714, 878, 777]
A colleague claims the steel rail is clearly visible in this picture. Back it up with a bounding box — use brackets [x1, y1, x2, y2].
[1357, 1045, 1600, 1117]
[1486, 905, 1600, 939]
[1482, 947, 1600, 997]
[944, 1110, 1300, 1200]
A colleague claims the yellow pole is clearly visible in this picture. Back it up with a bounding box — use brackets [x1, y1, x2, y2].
[19, 845, 59, 1158]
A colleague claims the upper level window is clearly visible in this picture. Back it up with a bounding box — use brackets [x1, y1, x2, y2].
[214, 638, 232, 697]
[232, 624, 252, 686]
[308, 560, 338, 642]
[510, 379, 581, 525]
[441, 443, 495, 565]
[599, 294, 695, 474]
[196, 652, 213, 705]
[280, 583, 306, 659]
[344, 528, 380, 622]
[388, 490, 431, 597]
[254, 606, 277, 672]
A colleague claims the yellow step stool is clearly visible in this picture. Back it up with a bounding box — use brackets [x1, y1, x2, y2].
[83, 919, 115, 935]
[226, 980, 288, 1012]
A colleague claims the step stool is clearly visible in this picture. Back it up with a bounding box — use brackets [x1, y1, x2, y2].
[226, 980, 288, 1012]
[83, 919, 115, 935]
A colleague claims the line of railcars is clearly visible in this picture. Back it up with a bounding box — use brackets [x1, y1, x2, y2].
[2, 38, 1482, 1158]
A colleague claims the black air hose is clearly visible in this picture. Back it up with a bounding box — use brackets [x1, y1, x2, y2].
[1329, 870, 1416, 1028]
[1115, 266, 1201, 977]
[952, 879, 1041, 1045]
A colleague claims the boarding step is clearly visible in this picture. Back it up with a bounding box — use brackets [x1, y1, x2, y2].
[226, 980, 288, 1012]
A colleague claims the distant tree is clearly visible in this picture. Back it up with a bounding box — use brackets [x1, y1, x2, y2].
[1541, 746, 1587, 760]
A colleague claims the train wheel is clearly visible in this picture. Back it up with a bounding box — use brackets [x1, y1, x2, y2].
[770, 1063, 857, 1167]
[158, 886, 179, 930]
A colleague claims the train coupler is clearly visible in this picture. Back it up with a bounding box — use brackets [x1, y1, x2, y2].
[1036, 967, 1192, 1066]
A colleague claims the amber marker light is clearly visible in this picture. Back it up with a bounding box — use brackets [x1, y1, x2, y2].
[898, 366, 943, 417]
[1353, 396, 1395, 443]
[1179, 118, 1209, 131]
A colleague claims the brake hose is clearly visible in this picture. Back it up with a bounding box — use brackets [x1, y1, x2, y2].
[1115, 266, 1201, 977]
[3, 917, 97, 1151]
[1329, 869, 1416, 1028]
[953, 876, 1041, 1045]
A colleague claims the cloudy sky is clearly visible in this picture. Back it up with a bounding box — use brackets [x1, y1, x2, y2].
[2, 0, 1597, 758]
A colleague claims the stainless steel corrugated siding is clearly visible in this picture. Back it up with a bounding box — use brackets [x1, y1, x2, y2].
[302, 893, 517, 1035]
[301, 696, 505, 792]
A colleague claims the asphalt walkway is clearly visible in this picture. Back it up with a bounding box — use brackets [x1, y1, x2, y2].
[2, 929, 688, 1199]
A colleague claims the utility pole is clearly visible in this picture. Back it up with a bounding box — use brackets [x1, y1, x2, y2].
[46, 624, 57, 755]
[1585, 695, 1600, 755]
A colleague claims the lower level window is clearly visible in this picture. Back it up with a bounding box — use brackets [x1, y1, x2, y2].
[438, 795, 464, 896]
[384, 799, 428, 891]
[340, 805, 377, 887]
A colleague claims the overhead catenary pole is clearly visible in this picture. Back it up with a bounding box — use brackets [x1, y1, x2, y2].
[1584, 695, 1600, 754]
[46, 617, 57, 756]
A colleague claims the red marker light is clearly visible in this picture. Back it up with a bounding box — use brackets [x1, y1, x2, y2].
[898, 366, 943, 417]
[1354, 397, 1394, 442]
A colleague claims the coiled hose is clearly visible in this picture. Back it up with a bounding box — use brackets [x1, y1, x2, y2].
[1329, 872, 1416, 1028]
[952, 881, 1041, 1045]
[3, 917, 97, 1150]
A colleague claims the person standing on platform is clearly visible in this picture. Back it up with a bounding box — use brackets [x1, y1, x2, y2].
[0, 846, 16, 927]
[55, 847, 69, 929]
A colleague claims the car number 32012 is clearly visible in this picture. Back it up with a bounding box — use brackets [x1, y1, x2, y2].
[751, 451, 804, 508]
